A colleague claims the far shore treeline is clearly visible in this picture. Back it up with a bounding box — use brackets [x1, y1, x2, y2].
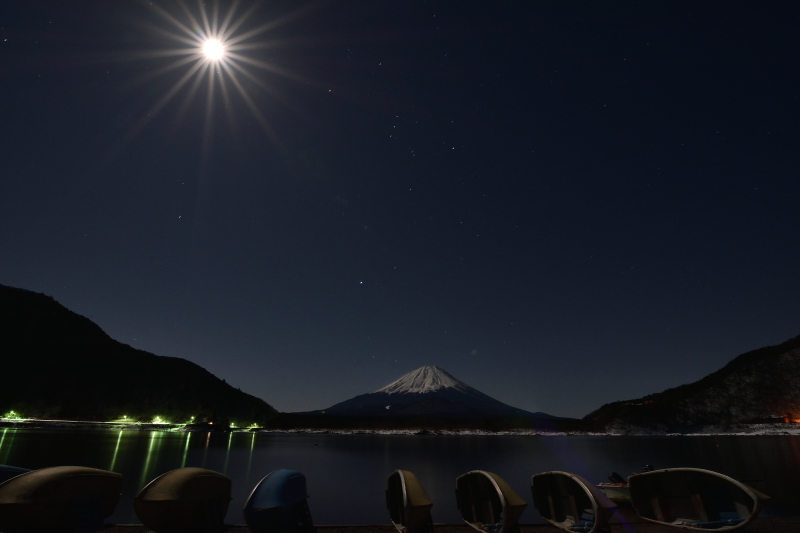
[2, 283, 799, 433]
[0, 284, 276, 426]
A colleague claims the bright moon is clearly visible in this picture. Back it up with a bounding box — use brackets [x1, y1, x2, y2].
[203, 39, 225, 60]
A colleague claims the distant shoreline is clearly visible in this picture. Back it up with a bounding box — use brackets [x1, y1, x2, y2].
[3, 419, 800, 436]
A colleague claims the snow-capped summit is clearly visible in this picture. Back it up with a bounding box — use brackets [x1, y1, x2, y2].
[312, 365, 558, 420]
[376, 365, 473, 394]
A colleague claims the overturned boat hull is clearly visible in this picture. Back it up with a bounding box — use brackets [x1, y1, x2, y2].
[243, 469, 313, 533]
[0, 466, 121, 533]
[135, 467, 231, 533]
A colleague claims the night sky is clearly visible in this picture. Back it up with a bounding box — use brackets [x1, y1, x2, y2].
[2, 1, 798, 418]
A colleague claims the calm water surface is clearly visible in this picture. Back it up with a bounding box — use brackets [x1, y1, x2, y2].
[1, 429, 799, 524]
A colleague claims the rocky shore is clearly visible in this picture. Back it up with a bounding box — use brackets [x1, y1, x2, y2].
[6, 418, 800, 436]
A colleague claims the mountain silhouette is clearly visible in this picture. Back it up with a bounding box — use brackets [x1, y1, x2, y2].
[584, 334, 800, 431]
[0, 284, 276, 424]
[310, 365, 557, 419]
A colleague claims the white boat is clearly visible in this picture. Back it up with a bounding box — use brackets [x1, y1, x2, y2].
[455, 470, 527, 533]
[386, 470, 433, 533]
[596, 482, 630, 505]
[628, 467, 769, 531]
[531, 471, 616, 533]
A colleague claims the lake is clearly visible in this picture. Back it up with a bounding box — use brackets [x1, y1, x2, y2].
[1, 429, 799, 525]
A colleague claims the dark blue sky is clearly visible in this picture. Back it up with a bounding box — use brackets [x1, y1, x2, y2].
[1, 1, 798, 417]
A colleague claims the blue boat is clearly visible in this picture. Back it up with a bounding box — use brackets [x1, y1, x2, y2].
[0, 465, 30, 485]
[243, 470, 313, 533]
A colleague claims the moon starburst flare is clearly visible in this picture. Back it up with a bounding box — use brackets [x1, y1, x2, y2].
[120, 0, 309, 148]
[202, 39, 225, 61]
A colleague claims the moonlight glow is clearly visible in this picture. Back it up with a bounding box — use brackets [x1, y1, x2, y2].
[123, 1, 307, 143]
[202, 39, 225, 60]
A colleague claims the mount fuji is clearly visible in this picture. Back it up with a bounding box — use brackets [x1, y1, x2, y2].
[311, 366, 558, 419]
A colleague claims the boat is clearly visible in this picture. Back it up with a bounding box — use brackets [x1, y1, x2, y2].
[243, 469, 313, 533]
[455, 470, 527, 533]
[628, 467, 770, 531]
[386, 470, 433, 533]
[596, 472, 630, 506]
[530, 471, 616, 533]
[595, 482, 630, 506]
[0, 465, 122, 533]
[0, 465, 30, 485]
[134, 467, 232, 533]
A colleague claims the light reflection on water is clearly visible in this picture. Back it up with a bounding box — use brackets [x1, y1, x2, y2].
[0, 429, 7, 463]
[109, 431, 123, 472]
[223, 432, 233, 475]
[137, 431, 160, 490]
[180, 431, 191, 468]
[0, 429, 799, 525]
[0, 429, 17, 465]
